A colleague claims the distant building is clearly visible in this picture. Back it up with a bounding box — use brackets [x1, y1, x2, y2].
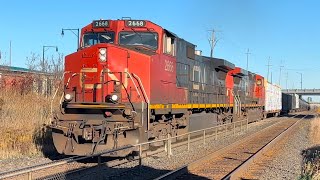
[0, 65, 56, 95]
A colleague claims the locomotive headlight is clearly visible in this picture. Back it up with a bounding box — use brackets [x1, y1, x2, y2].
[64, 93, 73, 102]
[106, 94, 119, 103]
[99, 48, 107, 62]
[257, 79, 262, 86]
[99, 54, 106, 61]
[99, 48, 106, 55]
[111, 94, 118, 101]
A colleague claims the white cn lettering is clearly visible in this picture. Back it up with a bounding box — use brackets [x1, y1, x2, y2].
[164, 59, 174, 72]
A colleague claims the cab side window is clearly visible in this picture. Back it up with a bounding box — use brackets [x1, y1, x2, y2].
[163, 32, 176, 56]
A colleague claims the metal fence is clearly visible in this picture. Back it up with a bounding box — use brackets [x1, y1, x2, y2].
[0, 118, 251, 180]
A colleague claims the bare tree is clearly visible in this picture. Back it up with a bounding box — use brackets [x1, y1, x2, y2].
[26, 52, 40, 71]
[0, 51, 10, 66]
[25, 52, 64, 96]
[50, 53, 64, 77]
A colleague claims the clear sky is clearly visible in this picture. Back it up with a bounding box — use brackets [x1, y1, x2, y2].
[1, 0, 320, 91]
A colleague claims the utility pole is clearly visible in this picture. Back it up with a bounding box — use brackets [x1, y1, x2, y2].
[9, 41, 11, 66]
[42, 45, 58, 72]
[279, 65, 284, 86]
[296, 72, 302, 89]
[301, 74, 302, 89]
[266, 57, 272, 81]
[245, 49, 251, 99]
[208, 29, 219, 58]
[61, 28, 80, 50]
[245, 49, 251, 71]
[285, 72, 288, 89]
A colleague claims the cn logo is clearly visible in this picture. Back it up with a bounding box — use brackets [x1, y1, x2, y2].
[164, 59, 174, 72]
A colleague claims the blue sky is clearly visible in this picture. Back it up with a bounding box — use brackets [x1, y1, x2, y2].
[1, 0, 320, 91]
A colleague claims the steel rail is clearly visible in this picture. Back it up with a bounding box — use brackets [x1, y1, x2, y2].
[0, 114, 284, 179]
[0, 117, 250, 179]
[155, 114, 302, 180]
[0, 145, 133, 179]
[222, 114, 309, 180]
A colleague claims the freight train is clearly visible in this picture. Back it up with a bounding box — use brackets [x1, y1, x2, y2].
[282, 93, 310, 113]
[51, 19, 307, 156]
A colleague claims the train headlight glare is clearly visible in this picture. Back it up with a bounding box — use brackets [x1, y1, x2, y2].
[257, 79, 262, 86]
[99, 54, 106, 61]
[99, 48, 106, 55]
[111, 94, 118, 101]
[99, 48, 107, 62]
[64, 93, 72, 101]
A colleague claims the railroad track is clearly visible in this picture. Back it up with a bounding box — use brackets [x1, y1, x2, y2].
[157, 114, 308, 180]
[0, 115, 299, 180]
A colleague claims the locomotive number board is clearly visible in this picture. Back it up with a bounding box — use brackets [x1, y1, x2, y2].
[125, 20, 146, 27]
[92, 20, 110, 28]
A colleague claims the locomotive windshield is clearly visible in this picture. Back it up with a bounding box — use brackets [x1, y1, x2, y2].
[83, 32, 115, 47]
[119, 31, 158, 50]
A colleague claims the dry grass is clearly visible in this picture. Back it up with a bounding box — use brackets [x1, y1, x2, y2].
[299, 114, 320, 180]
[310, 115, 320, 145]
[0, 90, 58, 159]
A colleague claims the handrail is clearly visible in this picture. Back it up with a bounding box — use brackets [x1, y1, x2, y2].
[50, 71, 72, 117]
[124, 71, 142, 100]
[131, 73, 149, 103]
[237, 90, 242, 116]
[138, 118, 249, 146]
[231, 90, 237, 116]
[131, 73, 150, 131]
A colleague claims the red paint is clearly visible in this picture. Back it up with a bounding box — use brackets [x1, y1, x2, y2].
[225, 70, 234, 104]
[64, 20, 187, 104]
[254, 74, 265, 105]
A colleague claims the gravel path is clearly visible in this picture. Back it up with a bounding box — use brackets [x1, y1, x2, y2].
[255, 114, 315, 179]
[0, 156, 52, 173]
[0, 116, 286, 180]
[73, 117, 282, 180]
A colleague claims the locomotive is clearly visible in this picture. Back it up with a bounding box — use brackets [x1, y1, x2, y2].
[51, 19, 280, 156]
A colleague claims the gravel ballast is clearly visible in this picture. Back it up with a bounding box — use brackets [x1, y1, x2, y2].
[257, 114, 317, 179]
[77, 118, 283, 179]
[2, 115, 309, 180]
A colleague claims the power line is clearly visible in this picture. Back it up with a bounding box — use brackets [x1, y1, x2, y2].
[245, 48, 251, 71]
[9, 41, 11, 66]
[266, 57, 272, 80]
[279, 64, 284, 86]
[285, 72, 288, 89]
[285, 68, 317, 71]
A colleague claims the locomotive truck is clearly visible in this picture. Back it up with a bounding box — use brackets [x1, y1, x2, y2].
[51, 19, 282, 156]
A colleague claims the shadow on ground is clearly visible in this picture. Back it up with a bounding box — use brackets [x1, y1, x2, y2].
[33, 125, 70, 160]
[281, 113, 315, 120]
[32, 162, 211, 180]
